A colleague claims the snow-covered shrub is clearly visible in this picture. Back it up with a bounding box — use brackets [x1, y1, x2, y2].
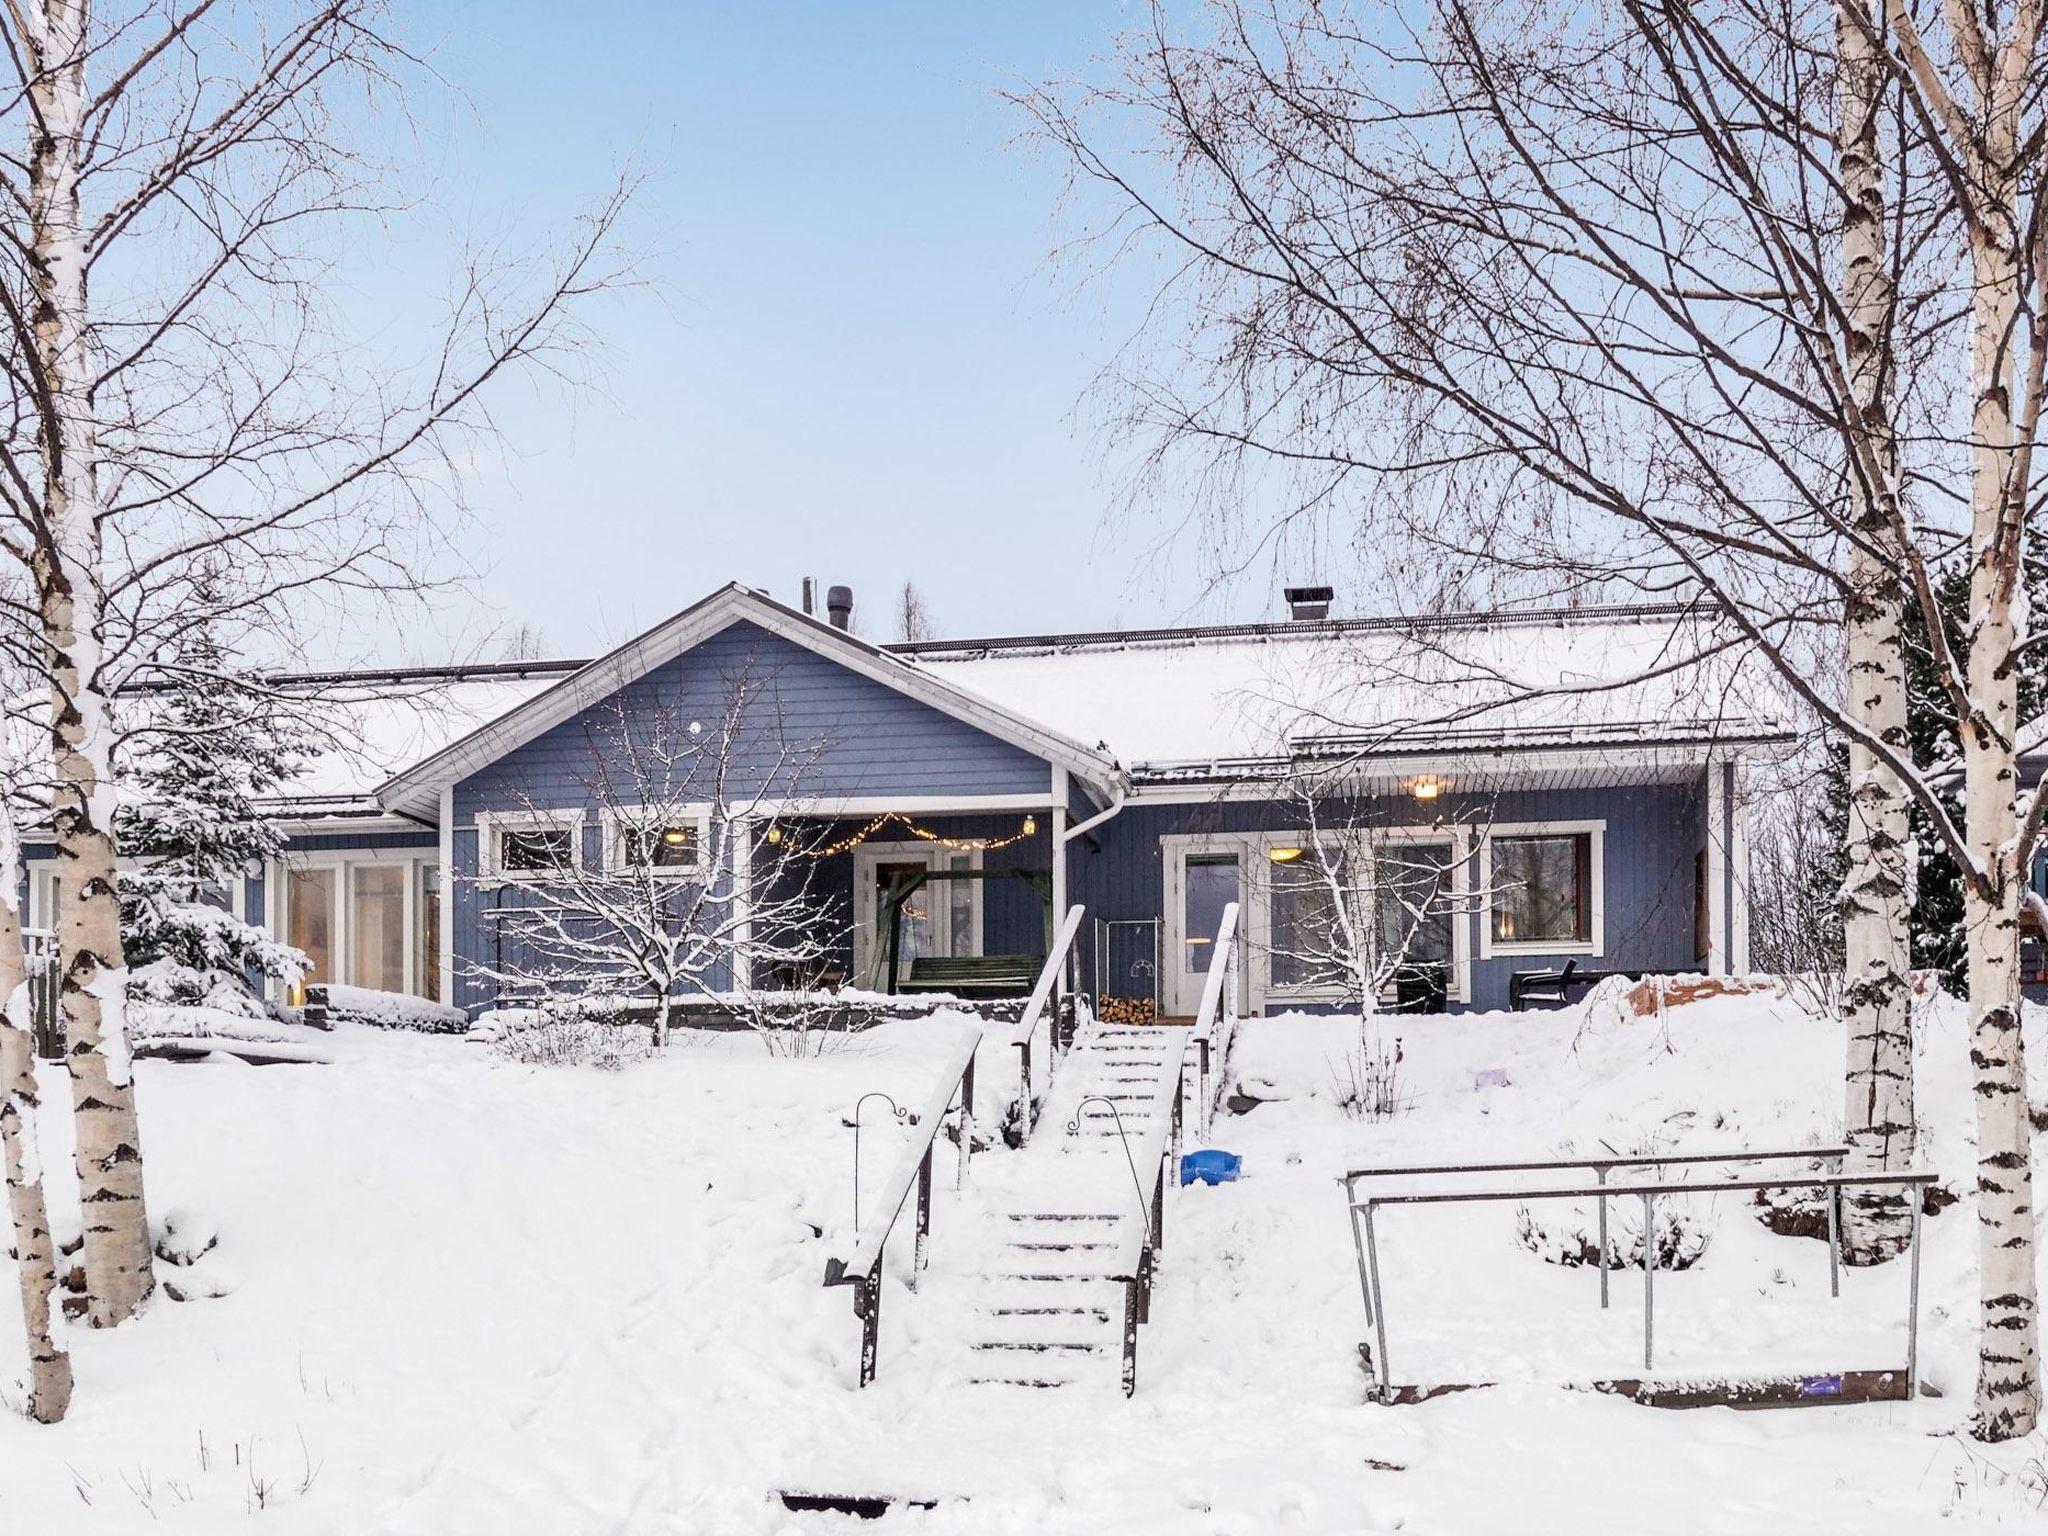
[723, 990, 868, 1058]
[128, 957, 273, 1020]
[1513, 1120, 1719, 1271]
[489, 1010, 651, 1071]
[308, 984, 468, 1035]
[1329, 1022, 1407, 1120]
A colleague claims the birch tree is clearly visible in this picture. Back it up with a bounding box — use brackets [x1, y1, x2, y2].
[1862, 0, 2047, 1437]
[0, 3, 631, 1325]
[0, 731, 70, 1422]
[1022, 0, 2042, 1433]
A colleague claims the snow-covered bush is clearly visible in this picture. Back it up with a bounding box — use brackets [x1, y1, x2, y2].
[488, 1010, 651, 1071]
[1513, 1121, 1719, 1272]
[308, 984, 468, 1035]
[1514, 1197, 1714, 1272]
[128, 957, 273, 1020]
[1329, 1022, 1407, 1120]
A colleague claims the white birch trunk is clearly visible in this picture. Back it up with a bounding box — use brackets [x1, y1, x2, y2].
[25, 0, 153, 1326]
[1958, 225, 2039, 1446]
[1833, 1, 1916, 1263]
[0, 810, 73, 1422]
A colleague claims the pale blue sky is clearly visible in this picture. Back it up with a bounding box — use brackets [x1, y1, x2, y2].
[368, 1, 1306, 661]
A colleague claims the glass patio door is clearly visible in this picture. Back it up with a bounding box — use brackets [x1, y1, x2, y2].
[854, 844, 979, 987]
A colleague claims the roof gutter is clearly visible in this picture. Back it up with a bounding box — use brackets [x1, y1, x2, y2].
[1063, 777, 1127, 845]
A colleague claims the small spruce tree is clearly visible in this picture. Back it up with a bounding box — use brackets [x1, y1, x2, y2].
[118, 621, 307, 1012]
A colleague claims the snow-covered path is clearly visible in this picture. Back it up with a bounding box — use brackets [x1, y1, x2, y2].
[1, 997, 2044, 1533]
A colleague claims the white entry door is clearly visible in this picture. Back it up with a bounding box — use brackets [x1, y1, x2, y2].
[1165, 845, 1244, 1016]
[852, 842, 980, 988]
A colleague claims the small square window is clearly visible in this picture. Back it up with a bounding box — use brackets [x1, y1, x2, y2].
[499, 825, 575, 874]
[619, 820, 701, 871]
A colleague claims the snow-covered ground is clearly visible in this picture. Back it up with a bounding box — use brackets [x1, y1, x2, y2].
[3, 992, 2046, 1533]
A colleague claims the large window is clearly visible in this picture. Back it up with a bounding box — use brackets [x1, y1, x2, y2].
[1491, 831, 1594, 948]
[1375, 840, 1457, 969]
[287, 867, 335, 994]
[1268, 845, 1349, 989]
[498, 824, 575, 874]
[351, 865, 407, 993]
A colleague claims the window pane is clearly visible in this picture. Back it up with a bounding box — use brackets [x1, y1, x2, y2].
[946, 855, 976, 958]
[1492, 834, 1588, 945]
[352, 864, 407, 993]
[1270, 847, 1345, 988]
[1376, 841, 1454, 968]
[1184, 854, 1239, 973]
[287, 867, 334, 991]
[501, 826, 573, 872]
[621, 821, 699, 868]
[875, 860, 932, 977]
[418, 863, 441, 1002]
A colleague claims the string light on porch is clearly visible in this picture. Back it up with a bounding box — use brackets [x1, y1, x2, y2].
[773, 811, 1044, 859]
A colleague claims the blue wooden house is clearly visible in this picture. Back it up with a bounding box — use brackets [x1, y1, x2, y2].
[25, 583, 1791, 1018]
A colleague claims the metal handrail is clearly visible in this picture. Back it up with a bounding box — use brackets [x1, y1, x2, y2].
[822, 1021, 982, 1387]
[1186, 901, 1240, 1139]
[1344, 1145, 1853, 1312]
[1347, 1161, 1937, 1403]
[1009, 904, 1086, 1143]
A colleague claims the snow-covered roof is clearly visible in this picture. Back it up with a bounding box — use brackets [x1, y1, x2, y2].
[247, 595, 1789, 817]
[901, 605, 1789, 781]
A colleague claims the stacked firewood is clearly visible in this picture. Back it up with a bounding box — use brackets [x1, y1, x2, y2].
[1095, 994, 1157, 1025]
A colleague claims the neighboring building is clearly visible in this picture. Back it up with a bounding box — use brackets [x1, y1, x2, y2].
[21, 584, 1792, 1016]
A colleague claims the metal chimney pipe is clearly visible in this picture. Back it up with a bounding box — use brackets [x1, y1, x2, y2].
[826, 584, 853, 630]
[801, 576, 817, 616]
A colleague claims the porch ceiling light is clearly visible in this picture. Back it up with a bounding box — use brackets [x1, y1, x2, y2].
[1410, 775, 1443, 801]
[1268, 845, 1306, 864]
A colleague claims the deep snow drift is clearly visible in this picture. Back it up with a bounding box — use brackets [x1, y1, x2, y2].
[1, 990, 2045, 1533]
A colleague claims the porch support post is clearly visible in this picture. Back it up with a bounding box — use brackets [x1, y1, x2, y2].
[1704, 758, 1728, 976]
[731, 814, 754, 992]
[438, 784, 456, 1008]
[1728, 757, 1752, 974]
[1050, 768, 1070, 983]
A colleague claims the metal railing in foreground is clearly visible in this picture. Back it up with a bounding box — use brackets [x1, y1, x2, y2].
[1185, 900, 1239, 1140]
[1009, 904, 1086, 1144]
[1344, 1145, 1854, 1311]
[1345, 1154, 1937, 1407]
[822, 1021, 982, 1387]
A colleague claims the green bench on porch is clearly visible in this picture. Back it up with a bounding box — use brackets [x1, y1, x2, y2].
[899, 953, 1046, 998]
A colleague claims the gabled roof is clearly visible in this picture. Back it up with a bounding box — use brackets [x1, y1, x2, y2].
[373, 584, 1126, 820]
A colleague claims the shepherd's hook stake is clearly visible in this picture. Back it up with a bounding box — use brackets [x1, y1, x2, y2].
[1069, 1094, 1155, 1244]
[849, 1092, 911, 1231]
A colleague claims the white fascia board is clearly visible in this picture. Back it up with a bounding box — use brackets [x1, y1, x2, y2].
[376, 585, 1123, 820]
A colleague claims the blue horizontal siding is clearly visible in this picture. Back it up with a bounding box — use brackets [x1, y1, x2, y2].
[1069, 779, 1709, 1013]
[449, 620, 1059, 1011]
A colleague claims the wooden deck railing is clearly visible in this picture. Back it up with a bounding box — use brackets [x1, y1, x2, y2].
[1186, 901, 1240, 1138]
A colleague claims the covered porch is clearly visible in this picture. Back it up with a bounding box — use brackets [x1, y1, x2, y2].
[742, 797, 1084, 999]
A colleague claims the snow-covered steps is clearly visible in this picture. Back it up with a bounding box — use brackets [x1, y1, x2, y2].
[947, 1023, 1188, 1392]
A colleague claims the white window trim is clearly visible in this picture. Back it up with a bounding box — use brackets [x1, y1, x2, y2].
[476, 809, 586, 884]
[1479, 820, 1606, 959]
[598, 804, 711, 878]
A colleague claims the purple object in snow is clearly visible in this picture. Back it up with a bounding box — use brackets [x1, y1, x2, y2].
[1474, 1068, 1511, 1090]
